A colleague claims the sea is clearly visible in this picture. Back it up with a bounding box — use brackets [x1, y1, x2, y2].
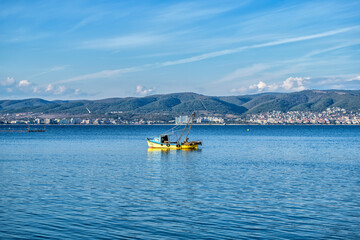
[0, 125, 360, 239]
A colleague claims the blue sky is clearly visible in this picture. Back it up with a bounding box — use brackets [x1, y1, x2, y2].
[1, 0, 359, 99]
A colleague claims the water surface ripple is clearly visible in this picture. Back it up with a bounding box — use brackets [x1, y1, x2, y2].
[1, 125, 360, 239]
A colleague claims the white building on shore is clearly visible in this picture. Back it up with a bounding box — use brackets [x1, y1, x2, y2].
[196, 116, 224, 124]
[175, 115, 190, 125]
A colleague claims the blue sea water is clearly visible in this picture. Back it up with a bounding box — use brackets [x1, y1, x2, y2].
[0, 125, 360, 239]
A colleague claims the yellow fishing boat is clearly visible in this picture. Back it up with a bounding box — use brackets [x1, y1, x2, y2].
[146, 113, 202, 150]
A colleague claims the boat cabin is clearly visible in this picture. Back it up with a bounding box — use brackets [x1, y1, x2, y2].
[149, 134, 171, 144]
[160, 134, 169, 143]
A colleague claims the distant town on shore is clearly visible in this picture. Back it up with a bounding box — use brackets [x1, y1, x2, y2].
[1, 90, 360, 125]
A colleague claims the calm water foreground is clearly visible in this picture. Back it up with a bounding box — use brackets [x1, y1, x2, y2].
[0, 125, 360, 239]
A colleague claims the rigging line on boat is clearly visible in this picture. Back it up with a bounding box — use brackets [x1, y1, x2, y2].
[184, 119, 193, 140]
[185, 113, 196, 139]
[177, 112, 195, 145]
[156, 124, 184, 141]
[161, 124, 182, 136]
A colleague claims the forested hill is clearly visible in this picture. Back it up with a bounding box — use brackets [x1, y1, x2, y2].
[1, 90, 360, 115]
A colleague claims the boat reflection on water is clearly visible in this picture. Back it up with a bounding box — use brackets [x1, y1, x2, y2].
[147, 148, 202, 161]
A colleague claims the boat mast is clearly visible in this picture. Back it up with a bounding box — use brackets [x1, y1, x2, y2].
[177, 112, 195, 145]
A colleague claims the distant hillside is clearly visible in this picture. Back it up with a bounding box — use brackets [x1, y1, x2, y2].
[1, 90, 360, 115]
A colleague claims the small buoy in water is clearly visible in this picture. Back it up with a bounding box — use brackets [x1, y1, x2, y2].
[247, 129, 250, 131]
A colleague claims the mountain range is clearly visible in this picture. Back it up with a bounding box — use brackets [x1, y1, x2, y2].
[1, 90, 360, 116]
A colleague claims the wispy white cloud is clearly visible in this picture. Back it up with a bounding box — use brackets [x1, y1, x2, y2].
[56, 67, 140, 84]
[308, 75, 360, 90]
[215, 40, 360, 90]
[4, 33, 51, 43]
[215, 60, 309, 88]
[154, 2, 243, 23]
[80, 34, 167, 50]
[58, 26, 358, 84]
[304, 42, 360, 58]
[31, 65, 69, 78]
[237, 1, 358, 37]
[50, 65, 68, 71]
[79, 9, 356, 52]
[160, 26, 358, 66]
[217, 64, 271, 83]
[68, 13, 105, 32]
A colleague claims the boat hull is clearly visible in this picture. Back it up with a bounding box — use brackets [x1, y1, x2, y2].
[147, 140, 200, 150]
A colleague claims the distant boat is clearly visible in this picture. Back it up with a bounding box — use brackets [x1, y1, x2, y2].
[27, 125, 46, 132]
[146, 113, 202, 150]
[27, 129, 46, 132]
[0, 125, 46, 133]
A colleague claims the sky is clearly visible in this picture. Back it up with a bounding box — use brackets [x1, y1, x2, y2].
[0, 0, 359, 99]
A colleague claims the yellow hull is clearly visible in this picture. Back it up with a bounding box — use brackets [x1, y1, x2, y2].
[147, 140, 199, 150]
